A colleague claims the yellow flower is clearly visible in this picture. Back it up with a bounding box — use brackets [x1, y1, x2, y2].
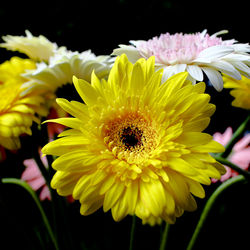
[223, 74, 250, 110]
[42, 54, 225, 224]
[0, 57, 48, 150]
[0, 30, 57, 62]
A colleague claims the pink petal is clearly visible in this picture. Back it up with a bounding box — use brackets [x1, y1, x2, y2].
[221, 127, 233, 145]
[21, 163, 41, 181]
[27, 177, 45, 191]
[39, 186, 51, 201]
[40, 154, 48, 167]
[234, 134, 250, 151]
[213, 127, 233, 146]
[220, 166, 233, 182]
[230, 149, 250, 169]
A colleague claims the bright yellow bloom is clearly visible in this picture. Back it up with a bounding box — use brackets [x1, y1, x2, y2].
[42, 54, 225, 224]
[0, 30, 57, 62]
[0, 57, 48, 150]
[223, 74, 250, 110]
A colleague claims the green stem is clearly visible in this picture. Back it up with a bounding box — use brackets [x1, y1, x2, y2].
[33, 150, 60, 246]
[1, 178, 59, 250]
[33, 150, 51, 189]
[219, 115, 250, 158]
[129, 215, 137, 250]
[159, 222, 171, 250]
[186, 175, 246, 250]
[214, 155, 250, 180]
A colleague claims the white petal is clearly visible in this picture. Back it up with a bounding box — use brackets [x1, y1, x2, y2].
[211, 60, 241, 80]
[231, 61, 250, 78]
[202, 67, 224, 91]
[129, 40, 146, 47]
[192, 58, 212, 64]
[161, 65, 177, 82]
[112, 45, 141, 63]
[231, 44, 250, 53]
[200, 29, 208, 38]
[223, 53, 250, 62]
[198, 45, 234, 60]
[187, 65, 204, 81]
[187, 74, 196, 85]
[174, 64, 187, 74]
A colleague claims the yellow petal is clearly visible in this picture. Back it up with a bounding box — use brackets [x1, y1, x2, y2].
[73, 76, 99, 106]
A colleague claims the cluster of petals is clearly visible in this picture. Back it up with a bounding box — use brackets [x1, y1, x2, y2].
[42, 54, 225, 224]
[0, 31, 112, 150]
[223, 74, 250, 109]
[0, 57, 47, 150]
[113, 30, 250, 91]
[0, 30, 57, 62]
[22, 48, 111, 96]
[213, 127, 250, 182]
[1, 30, 111, 98]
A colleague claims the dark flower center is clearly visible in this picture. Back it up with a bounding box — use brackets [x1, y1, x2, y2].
[121, 127, 143, 149]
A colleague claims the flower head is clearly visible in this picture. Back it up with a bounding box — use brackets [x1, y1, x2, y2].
[42, 54, 225, 224]
[213, 127, 250, 182]
[22, 48, 111, 96]
[223, 74, 250, 109]
[0, 57, 47, 150]
[113, 30, 250, 91]
[0, 30, 57, 62]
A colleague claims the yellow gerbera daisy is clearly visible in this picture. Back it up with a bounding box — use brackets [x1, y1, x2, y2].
[223, 74, 250, 110]
[0, 30, 57, 62]
[42, 54, 225, 224]
[0, 57, 48, 150]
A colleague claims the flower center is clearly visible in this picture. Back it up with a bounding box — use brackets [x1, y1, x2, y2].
[121, 126, 143, 149]
[103, 112, 158, 164]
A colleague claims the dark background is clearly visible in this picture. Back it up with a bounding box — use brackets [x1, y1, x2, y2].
[0, 1, 249, 250]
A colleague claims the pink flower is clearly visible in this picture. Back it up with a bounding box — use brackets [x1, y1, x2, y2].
[113, 30, 250, 91]
[21, 150, 74, 202]
[213, 127, 250, 182]
[21, 152, 51, 200]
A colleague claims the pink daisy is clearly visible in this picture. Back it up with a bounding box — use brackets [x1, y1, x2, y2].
[113, 30, 250, 91]
[213, 127, 250, 182]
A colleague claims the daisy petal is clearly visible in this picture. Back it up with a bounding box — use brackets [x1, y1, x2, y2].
[202, 67, 224, 91]
[187, 65, 204, 81]
[198, 45, 234, 60]
[211, 61, 241, 80]
[112, 45, 141, 63]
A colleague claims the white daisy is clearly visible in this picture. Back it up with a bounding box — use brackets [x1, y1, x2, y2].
[112, 30, 250, 91]
[0, 30, 58, 62]
[21, 48, 111, 95]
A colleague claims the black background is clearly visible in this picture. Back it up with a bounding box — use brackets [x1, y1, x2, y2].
[0, 1, 249, 250]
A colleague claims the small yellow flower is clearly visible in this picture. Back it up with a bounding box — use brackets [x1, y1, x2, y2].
[223, 74, 250, 110]
[0, 30, 57, 62]
[42, 55, 225, 224]
[0, 57, 48, 150]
